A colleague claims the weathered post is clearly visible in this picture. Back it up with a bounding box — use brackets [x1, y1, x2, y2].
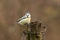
[23, 21, 47, 40]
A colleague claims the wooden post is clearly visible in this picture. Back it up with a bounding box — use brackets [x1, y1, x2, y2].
[23, 21, 47, 40]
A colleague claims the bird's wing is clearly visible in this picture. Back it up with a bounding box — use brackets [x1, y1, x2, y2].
[16, 16, 27, 22]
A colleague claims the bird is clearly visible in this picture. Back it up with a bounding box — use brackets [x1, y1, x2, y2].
[16, 12, 31, 25]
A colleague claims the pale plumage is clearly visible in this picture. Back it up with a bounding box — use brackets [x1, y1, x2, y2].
[16, 12, 31, 25]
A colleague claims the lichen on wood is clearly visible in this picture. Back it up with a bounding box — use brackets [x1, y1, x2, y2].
[23, 21, 47, 40]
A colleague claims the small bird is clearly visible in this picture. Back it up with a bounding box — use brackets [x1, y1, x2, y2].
[16, 12, 31, 25]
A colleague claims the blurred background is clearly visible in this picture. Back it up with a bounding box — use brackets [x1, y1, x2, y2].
[0, 0, 60, 40]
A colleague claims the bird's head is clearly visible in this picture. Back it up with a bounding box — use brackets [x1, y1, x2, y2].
[25, 12, 31, 18]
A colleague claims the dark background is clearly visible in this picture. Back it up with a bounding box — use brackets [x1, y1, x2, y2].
[0, 0, 60, 40]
